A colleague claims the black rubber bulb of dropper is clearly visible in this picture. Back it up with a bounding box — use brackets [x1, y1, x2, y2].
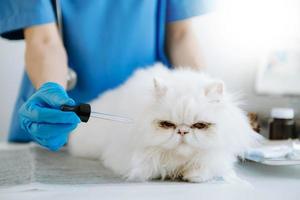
[60, 103, 91, 123]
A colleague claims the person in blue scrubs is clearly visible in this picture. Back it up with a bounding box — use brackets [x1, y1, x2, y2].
[0, 0, 211, 151]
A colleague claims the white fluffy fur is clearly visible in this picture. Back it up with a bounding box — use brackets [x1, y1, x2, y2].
[68, 63, 256, 182]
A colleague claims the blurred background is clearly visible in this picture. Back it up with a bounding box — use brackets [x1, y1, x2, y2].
[1, 0, 300, 140]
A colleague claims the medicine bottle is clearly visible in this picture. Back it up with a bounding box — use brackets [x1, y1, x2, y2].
[269, 108, 296, 140]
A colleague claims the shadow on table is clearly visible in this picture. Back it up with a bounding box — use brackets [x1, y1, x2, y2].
[237, 161, 300, 180]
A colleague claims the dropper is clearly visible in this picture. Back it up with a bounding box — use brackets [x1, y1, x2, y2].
[61, 103, 133, 123]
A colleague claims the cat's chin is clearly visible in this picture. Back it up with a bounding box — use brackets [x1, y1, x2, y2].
[174, 143, 194, 157]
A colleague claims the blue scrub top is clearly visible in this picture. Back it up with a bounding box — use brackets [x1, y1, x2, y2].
[0, 0, 211, 142]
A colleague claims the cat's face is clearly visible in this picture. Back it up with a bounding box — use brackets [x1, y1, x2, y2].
[144, 72, 228, 156]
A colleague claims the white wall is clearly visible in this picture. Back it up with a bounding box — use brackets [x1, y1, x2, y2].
[195, 14, 300, 116]
[0, 39, 24, 140]
[0, 6, 299, 140]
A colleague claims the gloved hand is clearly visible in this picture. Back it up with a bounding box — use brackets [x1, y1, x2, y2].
[19, 82, 81, 151]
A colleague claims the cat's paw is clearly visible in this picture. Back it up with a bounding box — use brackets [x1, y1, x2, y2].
[126, 168, 152, 182]
[183, 169, 214, 183]
[183, 175, 213, 183]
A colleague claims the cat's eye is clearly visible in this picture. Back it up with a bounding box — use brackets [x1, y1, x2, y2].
[158, 121, 176, 129]
[191, 122, 211, 130]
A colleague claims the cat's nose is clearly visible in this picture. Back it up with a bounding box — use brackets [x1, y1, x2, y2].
[177, 129, 189, 135]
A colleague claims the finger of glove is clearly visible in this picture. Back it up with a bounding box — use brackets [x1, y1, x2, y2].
[26, 121, 78, 139]
[21, 104, 81, 124]
[37, 83, 75, 108]
[44, 133, 69, 151]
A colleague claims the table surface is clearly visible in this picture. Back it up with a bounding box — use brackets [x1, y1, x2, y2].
[0, 143, 299, 200]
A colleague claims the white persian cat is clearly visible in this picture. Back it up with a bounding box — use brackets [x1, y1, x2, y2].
[69, 63, 256, 182]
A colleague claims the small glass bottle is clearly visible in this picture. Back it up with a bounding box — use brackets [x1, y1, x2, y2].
[269, 108, 296, 140]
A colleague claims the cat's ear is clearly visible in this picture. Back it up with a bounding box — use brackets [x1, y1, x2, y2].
[153, 78, 167, 97]
[204, 81, 224, 102]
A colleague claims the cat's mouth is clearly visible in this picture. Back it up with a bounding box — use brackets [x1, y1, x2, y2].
[174, 142, 193, 156]
[178, 137, 187, 145]
[177, 138, 194, 149]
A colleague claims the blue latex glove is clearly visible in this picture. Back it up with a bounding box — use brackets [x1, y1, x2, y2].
[19, 82, 81, 151]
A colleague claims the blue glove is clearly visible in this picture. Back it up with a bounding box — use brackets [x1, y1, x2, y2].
[19, 82, 81, 151]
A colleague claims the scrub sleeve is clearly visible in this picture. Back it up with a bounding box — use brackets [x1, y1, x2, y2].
[0, 0, 55, 39]
[166, 0, 211, 22]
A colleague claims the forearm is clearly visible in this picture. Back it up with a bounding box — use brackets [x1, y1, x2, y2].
[166, 19, 205, 70]
[24, 23, 68, 89]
